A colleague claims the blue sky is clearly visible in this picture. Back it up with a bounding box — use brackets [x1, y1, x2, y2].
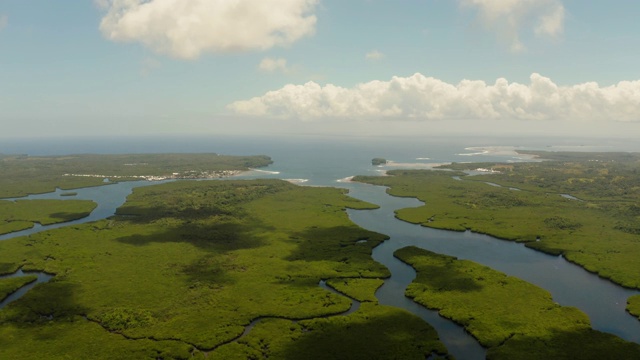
[1, 0, 639, 138]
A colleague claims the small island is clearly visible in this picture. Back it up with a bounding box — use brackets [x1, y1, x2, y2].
[372, 158, 387, 166]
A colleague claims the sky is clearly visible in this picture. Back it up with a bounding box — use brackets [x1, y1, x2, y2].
[1, 0, 639, 139]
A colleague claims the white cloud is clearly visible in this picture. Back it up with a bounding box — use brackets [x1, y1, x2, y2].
[228, 73, 640, 123]
[365, 50, 385, 60]
[0, 14, 8, 31]
[98, 0, 319, 60]
[459, 0, 565, 51]
[259, 57, 289, 73]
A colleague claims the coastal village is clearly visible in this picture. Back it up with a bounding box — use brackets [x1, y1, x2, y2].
[63, 169, 243, 182]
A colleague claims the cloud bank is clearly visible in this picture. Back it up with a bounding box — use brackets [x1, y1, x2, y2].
[459, 0, 565, 51]
[98, 0, 318, 59]
[228, 73, 640, 122]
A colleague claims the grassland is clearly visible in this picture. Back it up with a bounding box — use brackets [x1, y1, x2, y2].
[396, 246, 640, 359]
[0, 179, 447, 359]
[0, 153, 273, 198]
[628, 295, 640, 320]
[353, 151, 640, 289]
[0, 199, 97, 235]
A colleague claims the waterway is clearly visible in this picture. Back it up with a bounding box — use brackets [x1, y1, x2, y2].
[0, 269, 54, 309]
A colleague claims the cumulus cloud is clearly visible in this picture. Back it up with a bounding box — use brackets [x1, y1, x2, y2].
[365, 50, 385, 60]
[98, 0, 319, 59]
[459, 0, 565, 51]
[0, 14, 8, 31]
[259, 57, 289, 73]
[228, 73, 640, 123]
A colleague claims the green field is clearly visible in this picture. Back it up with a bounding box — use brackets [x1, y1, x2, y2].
[0, 179, 447, 359]
[354, 151, 640, 289]
[0, 199, 97, 235]
[395, 246, 640, 359]
[628, 295, 640, 320]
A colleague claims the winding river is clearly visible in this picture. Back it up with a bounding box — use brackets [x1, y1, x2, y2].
[345, 183, 640, 347]
[1, 173, 640, 359]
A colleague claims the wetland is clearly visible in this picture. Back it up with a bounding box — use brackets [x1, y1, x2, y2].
[1, 136, 640, 359]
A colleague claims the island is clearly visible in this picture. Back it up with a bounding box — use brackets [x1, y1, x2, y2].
[371, 157, 387, 166]
[396, 246, 640, 359]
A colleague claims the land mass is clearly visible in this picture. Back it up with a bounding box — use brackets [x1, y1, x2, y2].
[354, 150, 640, 290]
[0, 152, 448, 359]
[0, 199, 97, 235]
[396, 246, 640, 359]
[0, 153, 273, 198]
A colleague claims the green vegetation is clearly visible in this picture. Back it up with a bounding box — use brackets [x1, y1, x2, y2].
[628, 295, 640, 320]
[209, 303, 448, 360]
[372, 158, 387, 166]
[0, 179, 447, 359]
[0, 276, 37, 303]
[354, 151, 640, 289]
[0, 153, 273, 198]
[396, 246, 640, 359]
[442, 150, 640, 202]
[325, 278, 385, 302]
[0, 199, 97, 235]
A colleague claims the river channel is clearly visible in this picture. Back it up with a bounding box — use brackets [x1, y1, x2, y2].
[1, 171, 640, 359]
[344, 183, 640, 346]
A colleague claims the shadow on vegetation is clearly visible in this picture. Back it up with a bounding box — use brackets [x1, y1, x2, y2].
[285, 225, 378, 263]
[49, 212, 91, 222]
[279, 311, 448, 360]
[2, 281, 88, 337]
[116, 203, 234, 222]
[182, 254, 236, 287]
[115, 215, 273, 254]
[489, 327, 640, 360]
[413, 264, 484, 293]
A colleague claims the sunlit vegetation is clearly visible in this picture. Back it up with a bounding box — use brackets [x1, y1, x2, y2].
[0, 153, 273, 198]
[325, 278, 385, 302]
[353, 151, 640, 289]
[0, 276, 36, 303]
[396, 246, 640, 359]
[0, 179, 447, 359]
[628, 295, 640, 320]
[0, 199, 97, 235]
